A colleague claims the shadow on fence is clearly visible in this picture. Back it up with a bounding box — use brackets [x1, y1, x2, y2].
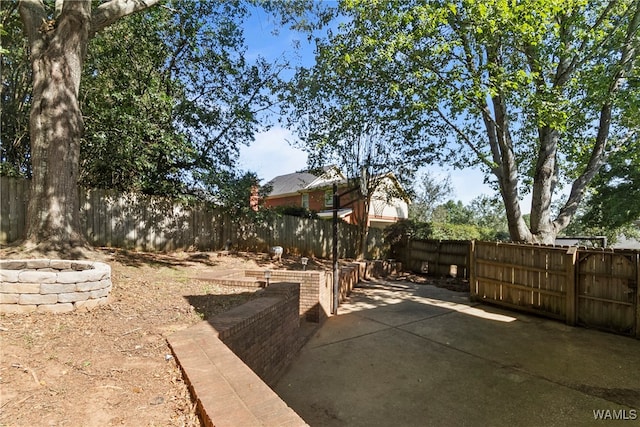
[398, 237, 639, 339]
[0, 177, 387, 259]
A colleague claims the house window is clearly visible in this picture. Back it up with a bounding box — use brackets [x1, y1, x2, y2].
[325, 190, 333, 207]
[301, 193, 309, 209]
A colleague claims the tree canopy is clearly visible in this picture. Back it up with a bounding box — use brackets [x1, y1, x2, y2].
[566, 142, 640, 243]
[0, 3, 31, 177]
[3, 0, 639, 252]
[3, 0, 325, 253]
[296, 0, 640, 243]
[581, 144, 640, 231]
[409, 171, 453, 223]
[2, 1, 290, 199]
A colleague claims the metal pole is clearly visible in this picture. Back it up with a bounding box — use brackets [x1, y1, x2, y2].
[332, 183, 339, 315]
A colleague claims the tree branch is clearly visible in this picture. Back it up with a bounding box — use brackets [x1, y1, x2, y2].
[434, 107, 495, 170]
[554, 1, 640, 233]
[18, 0, 47, 58]
[90, 0, 163, 36]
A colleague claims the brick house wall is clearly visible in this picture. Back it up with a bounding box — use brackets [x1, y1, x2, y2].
[264, 188, 338, 212]
[264, 194, 302, 208]
[264, 185, 369, 226]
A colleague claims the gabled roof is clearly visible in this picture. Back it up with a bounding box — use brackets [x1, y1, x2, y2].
[266, 166, 348, 197]
[305, 166, 347, 190]
[265, 166, 409, 201]
[266, 172, 318, 197]
[369, 172, 412, 203]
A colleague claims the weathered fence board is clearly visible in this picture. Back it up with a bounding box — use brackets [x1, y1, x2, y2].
[576, 249, 638, 336]
[0, 176, 385, 259]
[400, 239, 471, 278]
[0, 178, 29, 242]
[472, 242, 571, 321]
[469, 242, 639, 338]
[376, 232, 640, 338]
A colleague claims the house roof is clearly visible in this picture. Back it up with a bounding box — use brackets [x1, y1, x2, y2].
[265, 167, 409, 202]
[266, 166, 348, 197]
[266, 172, 318, 197]
[316, 208, 353, 219]
[305, 166, 347, 190]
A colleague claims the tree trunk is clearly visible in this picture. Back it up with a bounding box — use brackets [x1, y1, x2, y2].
[20, 1, 91, 252]
[18, 0, 161, 254]
[356, 200, 370, 260]
[529, 127, 560, 244]
[483, 80, 531, 242]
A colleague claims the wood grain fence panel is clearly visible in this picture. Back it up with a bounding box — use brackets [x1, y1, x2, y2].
[577, 249, 637, 336]
[0, 178, 28, 242]
[101, 190, 111, 247]
[0, 178, 8, 242]
[11, 179, 27, 242]
[510, 245, 526, 307]
[637, 254, 640, 339]
[402, 239, 470, 278]
[473, 242, 569, 320]
[546, 250, 567, 317]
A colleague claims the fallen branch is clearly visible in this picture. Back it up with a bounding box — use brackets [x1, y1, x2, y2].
[0, 394, 32, 410]
[121, 327, 141, 336]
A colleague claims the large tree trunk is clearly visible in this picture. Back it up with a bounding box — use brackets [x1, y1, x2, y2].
[529, 127, 560, 244]
[18, 0, 161, 254]
[20, 1, 91, 252]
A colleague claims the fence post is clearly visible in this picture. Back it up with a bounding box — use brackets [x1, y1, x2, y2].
[403, 239, 412, 272]
[435, 240, 442, 276]
[468, 240, 476, 302]
[565, 246, 578, 326]
[636, 253, 640, 339]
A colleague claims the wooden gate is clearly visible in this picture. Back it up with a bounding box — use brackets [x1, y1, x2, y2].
[576, 250, 638, 336]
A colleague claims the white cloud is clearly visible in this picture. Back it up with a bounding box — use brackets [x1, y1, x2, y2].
[239, 128, 308, 182]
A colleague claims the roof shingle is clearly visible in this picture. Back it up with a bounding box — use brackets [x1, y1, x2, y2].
[266, 172, 318, 197]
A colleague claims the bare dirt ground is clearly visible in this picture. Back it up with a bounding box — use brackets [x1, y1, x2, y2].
[0, 248, 331, 427]
[0, 247, 466, 427]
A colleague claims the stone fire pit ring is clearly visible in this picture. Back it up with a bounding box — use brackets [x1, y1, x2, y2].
[0, 259, 112, 314]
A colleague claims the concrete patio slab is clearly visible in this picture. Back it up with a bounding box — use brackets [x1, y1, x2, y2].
[275, 280, 640, 427]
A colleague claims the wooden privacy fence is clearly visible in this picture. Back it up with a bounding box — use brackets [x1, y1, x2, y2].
[470, 241, 640, 338]
[576, 248, 639, 337]
[0, 177, 28, 243]
[0, 177, 386, 259]
[399, 239, 472, 279]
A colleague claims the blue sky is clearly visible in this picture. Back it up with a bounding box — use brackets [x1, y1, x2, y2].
[236, 5, 502, 206]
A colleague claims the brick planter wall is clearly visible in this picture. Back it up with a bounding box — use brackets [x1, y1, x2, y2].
[168, 282, 308, 426]
[211, 282, 301, 386]
[245, 270, 331, 323]
[338, 264, 359, 302]
[0, 259, 112, 314]
[204, 261, 395, 326]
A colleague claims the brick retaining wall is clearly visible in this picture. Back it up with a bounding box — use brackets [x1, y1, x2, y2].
[245, 270, 331, 323]
[168, 282, 307, 426]
[211, 282, 301, 386]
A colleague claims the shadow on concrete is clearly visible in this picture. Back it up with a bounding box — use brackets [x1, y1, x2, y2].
[275, 279, 640, 427]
